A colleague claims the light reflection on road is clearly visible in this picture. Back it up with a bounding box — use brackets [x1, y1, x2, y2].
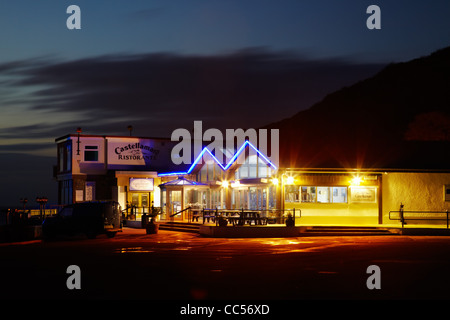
[116, 247, 154, 253]
[111, 228, 409, 256]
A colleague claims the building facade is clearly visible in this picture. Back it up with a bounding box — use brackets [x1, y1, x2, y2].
[55, 133, 450, 226]
[55, 134, 178, 220]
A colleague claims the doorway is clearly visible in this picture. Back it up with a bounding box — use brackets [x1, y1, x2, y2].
[168, 190, 182, 220]
[128, 192, 152, 220]
[233, 186, 274, 210]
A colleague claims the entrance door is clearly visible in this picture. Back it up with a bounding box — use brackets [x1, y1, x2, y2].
[248, 187, 269, 210]
[249, 187, 257, 210]
[232, 186, 274, 210]
[129, 192, 151, 220]
[168, 190, 182, 220]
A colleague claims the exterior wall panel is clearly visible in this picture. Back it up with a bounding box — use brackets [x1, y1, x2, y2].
[382, 172, 450, 224]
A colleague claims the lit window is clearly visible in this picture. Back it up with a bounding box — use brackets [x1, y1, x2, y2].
[285, 185, 300, 203]
[214, 163, 222, 181]
[317, 187, 330, 203]
[299, 186, 347, 203]
[332, 187, 347, 203]
[207, 162, 214, 181]
[301, 187, 316, 203]
[236, 155, 272, 179]
[258, 157, 268, 177]
[199, 165, 207, 182]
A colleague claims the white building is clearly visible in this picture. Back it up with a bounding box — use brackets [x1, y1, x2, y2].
[55, 133, 177, 219]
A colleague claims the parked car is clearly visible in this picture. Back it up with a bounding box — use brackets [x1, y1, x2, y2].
[42, 201, 122, 239]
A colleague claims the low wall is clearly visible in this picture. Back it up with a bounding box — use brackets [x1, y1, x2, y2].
[199, 225, 303, 238]
[124, 220, 143, 228]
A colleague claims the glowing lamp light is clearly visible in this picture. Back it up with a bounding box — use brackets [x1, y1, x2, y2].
[222, 181, 229, 188]
[286, 176, 294, 185]
[272, 178, 279, 185]
[350, 176, 362, 186]
[231, 181, 241, 188]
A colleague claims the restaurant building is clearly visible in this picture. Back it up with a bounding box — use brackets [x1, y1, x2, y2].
[54, 133, 178, 221]
[55, 133, 450, 227]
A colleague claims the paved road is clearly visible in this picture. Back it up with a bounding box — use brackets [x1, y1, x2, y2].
[1, 228, 450, 301]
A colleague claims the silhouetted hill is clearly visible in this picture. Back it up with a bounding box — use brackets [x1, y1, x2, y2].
[265, 46, 450, 170]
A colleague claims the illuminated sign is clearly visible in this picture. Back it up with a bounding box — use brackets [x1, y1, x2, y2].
[350, 186, 377, 203]
[158, 140, 277, 176]
[129, 178, 154, 191]
[107, 138, 160, 166]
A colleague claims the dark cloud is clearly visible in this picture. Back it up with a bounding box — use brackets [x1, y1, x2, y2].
[0, 142, 52, 152]
[0, 49, 386, 206]
[9, 48, 385, 138]
[0, 123, 56, 139]
[0, 56, 49, 74]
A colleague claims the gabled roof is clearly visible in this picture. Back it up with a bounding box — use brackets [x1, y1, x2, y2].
[158, 140, 277, 177]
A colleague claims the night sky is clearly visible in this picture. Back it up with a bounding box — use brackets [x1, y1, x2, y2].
[1, 0, 450, 206]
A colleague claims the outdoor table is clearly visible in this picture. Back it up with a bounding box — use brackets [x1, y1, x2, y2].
[244, 211, 269, 225]
[213, 210, 269, 226]
[191, 209, 202, 222]
[201, 210, 218, 223]
[219, 211, 239, 226]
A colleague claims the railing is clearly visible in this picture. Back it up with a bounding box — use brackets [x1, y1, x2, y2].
[189, 208, 301, 226]
[389, 210, 450, 228]
[124, 205, 151, 220]
[124, 205, 163, 220]
[0, 208, 59, 226]
[170, 206, 192, 218]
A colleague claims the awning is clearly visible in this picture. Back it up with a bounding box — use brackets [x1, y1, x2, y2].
[159, 176, 208, 187]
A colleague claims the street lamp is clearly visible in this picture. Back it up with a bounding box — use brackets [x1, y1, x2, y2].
[19, 198, 28, 211]
[76, 127, 82, 155]
[281, 172, 296, 226]
[350, 176, 362, 186]
[36, 196, 48, 221]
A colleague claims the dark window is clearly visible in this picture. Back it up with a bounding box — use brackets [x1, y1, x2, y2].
[84, 146, 98, 161]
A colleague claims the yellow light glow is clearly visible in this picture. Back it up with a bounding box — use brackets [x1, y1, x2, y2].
[222, 181, 229, 188]
[272, 178, 279, 185]
[286, 176, 294, 184]
[350, 176, 362, 186]
[231, 181, 240, 188]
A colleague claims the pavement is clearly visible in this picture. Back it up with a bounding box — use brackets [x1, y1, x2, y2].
[1, 227, 450, 303]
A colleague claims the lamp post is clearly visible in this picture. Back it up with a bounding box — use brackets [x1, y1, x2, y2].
[19, 198, 28, 222]
[280, 173, 286, 224]
[76, 127, 82, 155]
[36, 196, 48, 222]
[281, 172, 296, 226]
[19, 198, 28, 211]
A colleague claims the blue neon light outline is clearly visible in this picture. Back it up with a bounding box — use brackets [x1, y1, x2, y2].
[158, 140, 277, 177]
